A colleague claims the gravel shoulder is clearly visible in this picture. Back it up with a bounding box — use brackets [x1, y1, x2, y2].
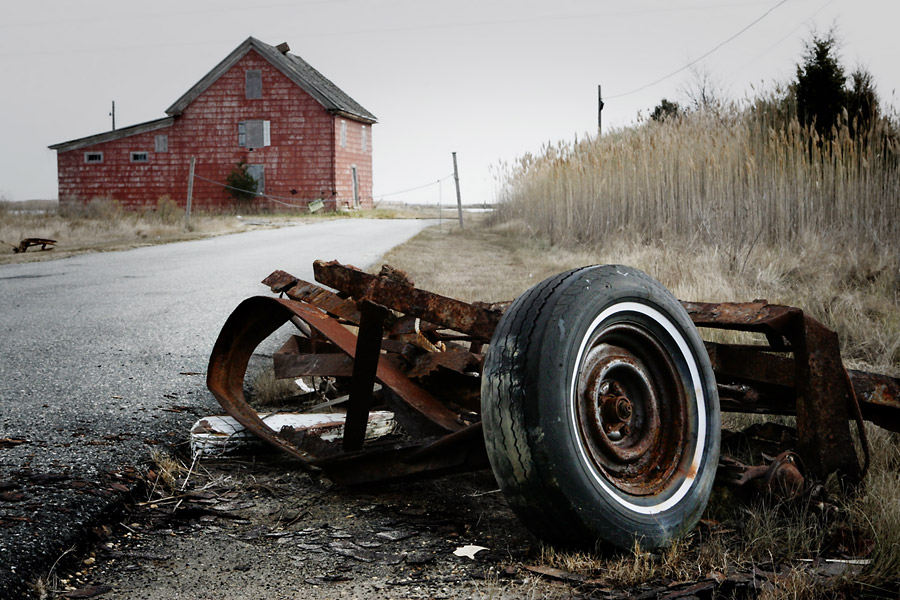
[51, 456, 567, 599]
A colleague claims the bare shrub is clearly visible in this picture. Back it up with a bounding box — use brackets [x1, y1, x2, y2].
[154, 195, 181, 225]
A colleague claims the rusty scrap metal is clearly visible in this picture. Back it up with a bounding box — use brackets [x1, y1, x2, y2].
[717, 451, 805, 501]
[344, 301, 389, 451]
[207, 261, 900, 491]
[685, 300, 866, 483]
[263, 270, 363, 324]
[3, 238, 57, 253]
[313, 260, 502, 341]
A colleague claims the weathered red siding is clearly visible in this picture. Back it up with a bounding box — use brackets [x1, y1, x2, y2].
[334, 118, 374, 208]
[56, 126, 176, 210]
[55, 48, 373, 211]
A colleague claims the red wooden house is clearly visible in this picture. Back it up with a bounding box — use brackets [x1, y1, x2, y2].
[49, 37, 376, 211]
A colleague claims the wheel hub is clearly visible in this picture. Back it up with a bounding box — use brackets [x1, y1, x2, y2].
[575, 322, 687, 496]
[598, 381, 634, 439]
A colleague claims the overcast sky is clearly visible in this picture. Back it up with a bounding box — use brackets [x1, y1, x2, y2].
[1, 0, 897, 205]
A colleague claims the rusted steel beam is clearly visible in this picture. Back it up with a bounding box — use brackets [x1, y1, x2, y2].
[344, 301, 389, 451]
[683, 300, 801, 335]
[273, 334, 353, 378]
[708, 344, 900, 435]
[848, 369, 900, 433]
[263, 270, 362, 324]
[313, 260, 502, 341]
[704, 342, 794, 389]
[791, 317, 862, 482]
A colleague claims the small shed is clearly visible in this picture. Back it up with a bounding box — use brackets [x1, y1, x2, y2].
[49, 37, 377, 211]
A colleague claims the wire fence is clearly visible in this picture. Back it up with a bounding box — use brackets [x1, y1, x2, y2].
[192, 171, 457, 211]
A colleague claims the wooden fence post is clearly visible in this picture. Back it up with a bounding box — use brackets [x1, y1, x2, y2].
[185, 157, 195, 228]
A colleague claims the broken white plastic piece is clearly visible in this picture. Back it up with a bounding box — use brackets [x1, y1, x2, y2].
[190, 411, 395, 458]
[453, 545, 488, 560]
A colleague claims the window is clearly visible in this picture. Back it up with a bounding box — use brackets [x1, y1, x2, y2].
[155, 134, 168, 152]
[130, 151, 149, 163]
[246, 70, 262, 99]
[361, 126, 367, 152]
[340, 120, 347, 147]
[84, 152, 103, 163]
[246, 164, 265, 195]
[238, 120, 270, 148]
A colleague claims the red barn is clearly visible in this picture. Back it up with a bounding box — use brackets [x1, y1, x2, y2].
[49, 37, 376, 212]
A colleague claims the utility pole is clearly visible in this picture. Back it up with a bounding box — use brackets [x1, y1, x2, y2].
[598, 85, 604, 135]
[452, 152, 463, 229]
[110, 101, 116, 131]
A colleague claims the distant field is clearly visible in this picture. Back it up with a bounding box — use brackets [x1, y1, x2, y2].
[0, 198, 440, 265]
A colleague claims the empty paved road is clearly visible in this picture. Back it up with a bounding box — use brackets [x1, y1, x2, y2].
[0, 218, 434, 595]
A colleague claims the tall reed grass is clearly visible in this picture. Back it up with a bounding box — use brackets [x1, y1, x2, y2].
[495, 100, 900, 270]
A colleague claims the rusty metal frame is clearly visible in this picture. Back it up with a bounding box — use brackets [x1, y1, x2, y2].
[208, 262, 900, 487]
[683, 301, 872, 482]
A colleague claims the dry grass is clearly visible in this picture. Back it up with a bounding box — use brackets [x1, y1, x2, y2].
[248, 368, 308, 408]
[148, 448, 188, 496]
[378, 219, 900, 597]
[494, 103, 899, 263]
[382, 219, 899, 376]
[0, 198, 432, 265]
[472, 98, 899, 596]
[1, 198, 242, 264]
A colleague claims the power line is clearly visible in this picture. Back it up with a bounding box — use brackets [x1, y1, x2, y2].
[733, 0, 835, 75]
[193, 171, 455, 207]
[606, 0, 790, 99]
[193, 173, 319, 208]
[375, 174, 454, 199]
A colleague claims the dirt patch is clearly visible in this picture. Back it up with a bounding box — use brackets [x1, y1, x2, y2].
[49, 457, 571, 599]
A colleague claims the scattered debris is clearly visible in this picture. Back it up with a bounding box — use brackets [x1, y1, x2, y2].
[453, 545, 488, 560]
[523, 564, 586, 583]
[0, 438, 29, 449]
[205, 260, 900, 550]
[2, 237, 57, 253]
[717, 451, 805, 501]
[189, 411, 395, 458]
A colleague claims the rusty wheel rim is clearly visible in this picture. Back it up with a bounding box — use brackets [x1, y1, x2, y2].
[574, 317, 689, 498]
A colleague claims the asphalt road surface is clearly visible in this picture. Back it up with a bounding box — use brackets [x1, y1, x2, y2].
[0, 219, 435, 596]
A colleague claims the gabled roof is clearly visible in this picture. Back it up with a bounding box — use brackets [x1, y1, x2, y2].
[48, 117, 174, 152]
[165, 37, 377, 124]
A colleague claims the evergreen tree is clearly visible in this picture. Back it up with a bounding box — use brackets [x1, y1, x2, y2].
[846, 67, 879, 137]
[795, 31, 846, 137]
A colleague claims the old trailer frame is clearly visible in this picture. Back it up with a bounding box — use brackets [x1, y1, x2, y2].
[207, 260, 900, 545]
